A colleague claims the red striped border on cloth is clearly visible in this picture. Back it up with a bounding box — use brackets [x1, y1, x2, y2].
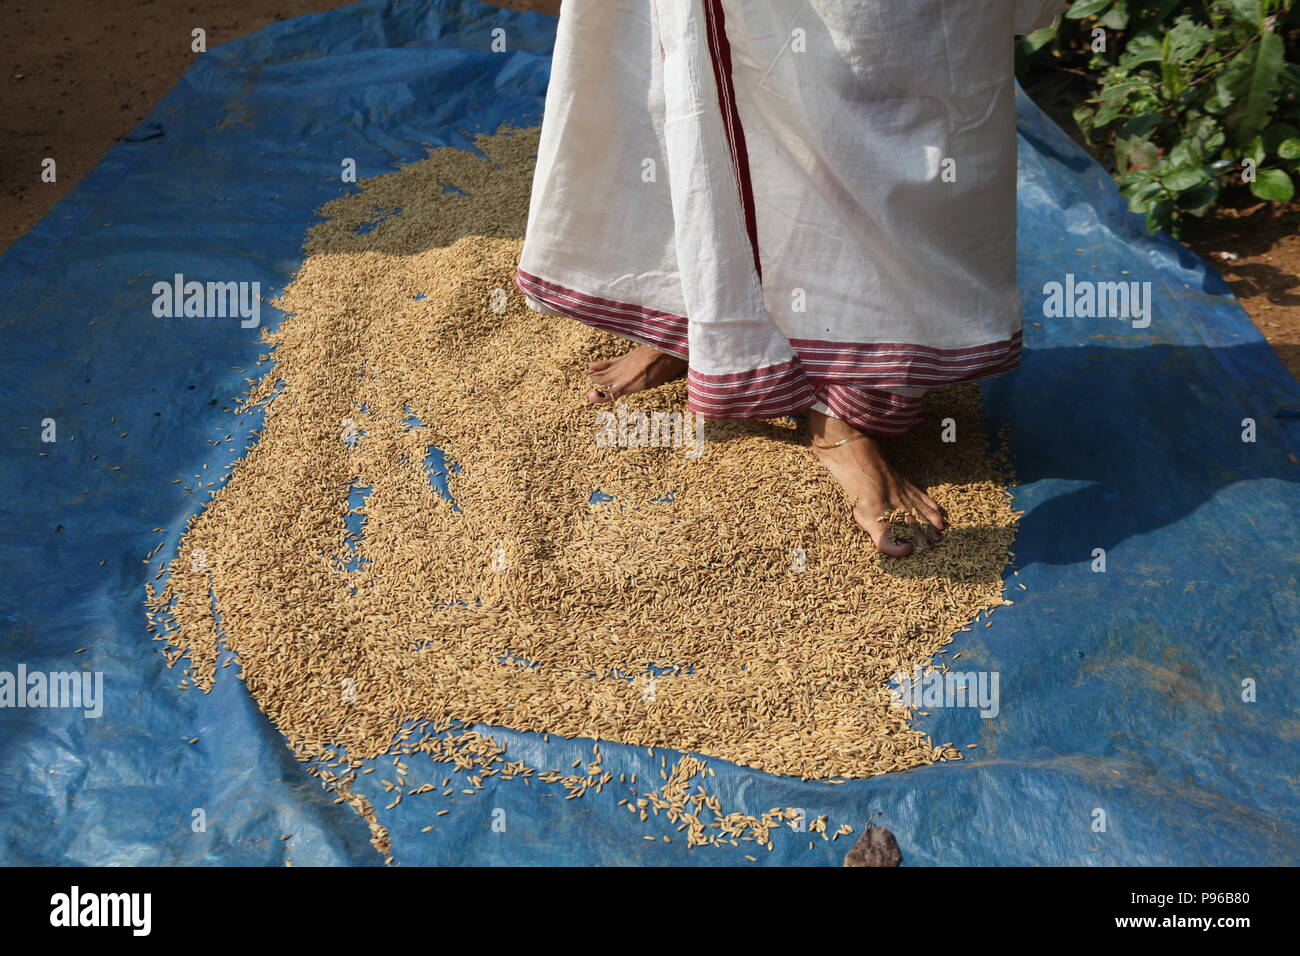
[516, 269, 690, 359]
[518, 267, 1016, 428]
[812, 382, 926, 437]
[792, 331, 1023, 386]
[688, 357, 817, 420]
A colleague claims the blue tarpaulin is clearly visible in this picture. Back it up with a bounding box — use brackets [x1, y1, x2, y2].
[2, 0, 1297, 866]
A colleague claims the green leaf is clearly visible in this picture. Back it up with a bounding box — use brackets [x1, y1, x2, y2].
[1249, 167, 1295, 201]
[1121, 170, 1166, 205]
[1118, 137, 1161, 172]
[1092, 75, 1156, 127]
[1164, 166, 1209, 190]
[1221, 31, 1285, 145]
[1263, 122, 1300, 153]
[1166, 17, 1214, 64]
[1168, 142, 1199, 171]
[1147, 199, 1177, 233]
[1100, 0, 1130, 30]
[1208, 70, 1236, 113]
[1204, 92, 1231, 114]
[1245, 135, 1267, 165]
[1213, 0, 1264, 27]
[1099, 76, 1149, 103]
[1160, 32, 1185, 97]
[1073, 103, 1098, 140]
[1126, 190, 1158, 215]
[1119, 34, 1165, 68]
[1023, 24, 1058, 53]
[1181, 115, 1228, 160]
[1118, 112, 1165, 139]
[1066, 0, 1113, 19]
[1278, 138, 1300, 160]
[1179, 181, 1221, 216]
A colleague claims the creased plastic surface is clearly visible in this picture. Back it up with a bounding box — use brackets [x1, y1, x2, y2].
[1, 0, 1296, 866]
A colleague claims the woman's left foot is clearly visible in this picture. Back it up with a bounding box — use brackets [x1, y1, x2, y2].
[807, 410, 945, 556]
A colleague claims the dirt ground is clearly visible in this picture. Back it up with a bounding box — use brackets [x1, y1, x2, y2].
[3, 0, 1295, 382]
[0, 0, 558, 253]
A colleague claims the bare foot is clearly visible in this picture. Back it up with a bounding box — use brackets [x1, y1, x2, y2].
[807, 409, 945, 557]
[586, 345, 687, 404]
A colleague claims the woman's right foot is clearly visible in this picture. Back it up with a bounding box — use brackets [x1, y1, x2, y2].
[586, 345, 687, 404]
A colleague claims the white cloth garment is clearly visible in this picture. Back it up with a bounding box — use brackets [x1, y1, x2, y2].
[517, 0, 1066, 434]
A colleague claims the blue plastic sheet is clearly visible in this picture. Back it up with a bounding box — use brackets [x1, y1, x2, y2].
[2, 0, 1297, 866]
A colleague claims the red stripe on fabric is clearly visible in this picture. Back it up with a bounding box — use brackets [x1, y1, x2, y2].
[518, 271, 1020, 393]
[701, 0, 762, 281]
[686, 358, 805, 388]
[688, 354, 803, 386]
[839, 388, 924, 414]
[833, 396, 924, 423]
[794, 329, 1023, 361]
[515, 270, 690, 359]
[687, 357, 815, 419]
[794, 332, 1023, 386]
[790, 332, 1024, 361]
[688, 393, 812, 420]
[690, 379, 811, 409]
[813, 383, 923, 437]
[819, 384, 925, 424]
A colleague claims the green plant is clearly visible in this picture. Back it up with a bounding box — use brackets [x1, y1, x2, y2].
[1023, 0, 1300, 234]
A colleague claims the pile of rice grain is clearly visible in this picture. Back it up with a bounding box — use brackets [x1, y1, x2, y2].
[147, 126, 1018, 856]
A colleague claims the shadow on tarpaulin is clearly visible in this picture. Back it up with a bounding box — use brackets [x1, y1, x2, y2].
[0, 0, 1296, 867]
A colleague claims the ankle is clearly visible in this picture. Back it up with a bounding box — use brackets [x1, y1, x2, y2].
[808, 410, 863, 445]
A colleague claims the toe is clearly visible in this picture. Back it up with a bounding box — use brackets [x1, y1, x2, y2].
[918, 495, 946, 532]
[587, 359, 612, 373]
[587, 388, 615, 405]
[906, 505, 941, 544]
[874, 528, 915, 557]
[853, 505, 915, 557]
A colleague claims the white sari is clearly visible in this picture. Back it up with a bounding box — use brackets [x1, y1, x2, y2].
[517, 0, 1066, 434]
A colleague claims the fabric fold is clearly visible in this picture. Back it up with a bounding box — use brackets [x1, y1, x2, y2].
[517, 0, 1048, 435]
